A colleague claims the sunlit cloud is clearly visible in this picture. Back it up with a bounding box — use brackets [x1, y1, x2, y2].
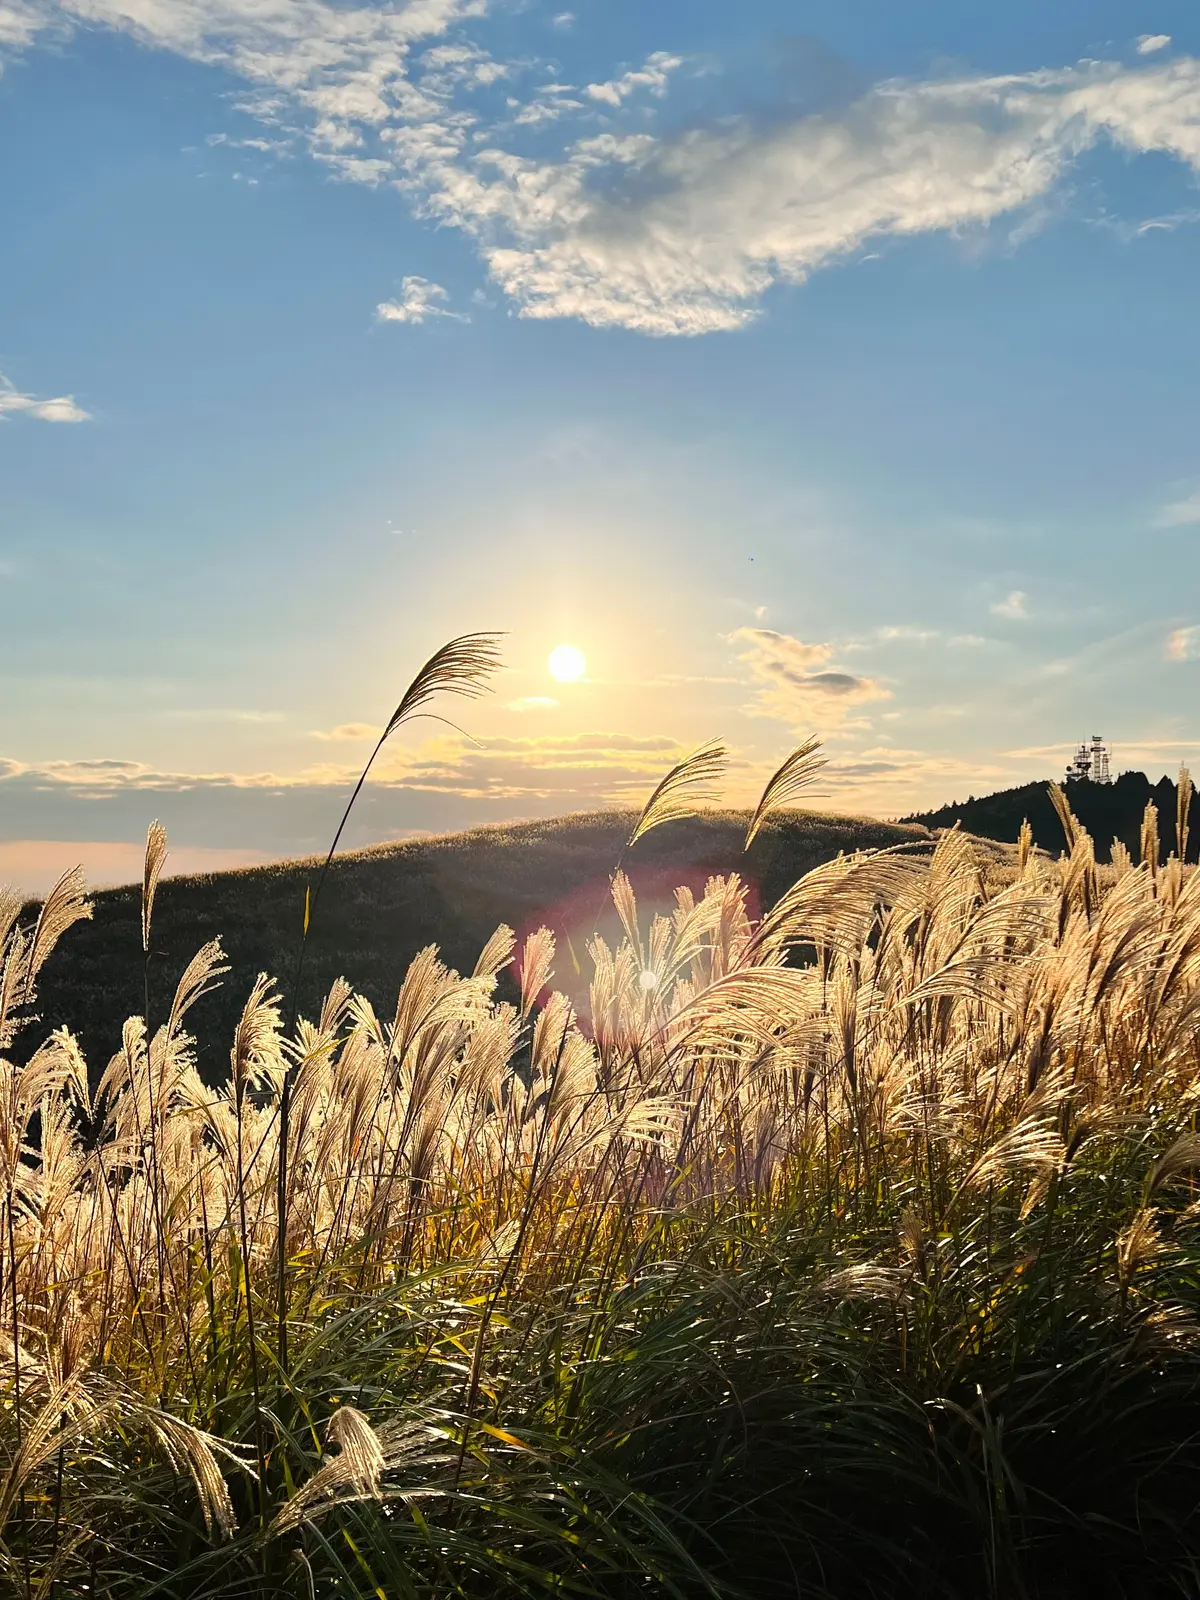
[729, 628, 889, 729]
[9, 8, 1200, 335]
[585, 51, 681, 107]
[377, 276, 468, 325]
[311, 722, 383, 742]
[0, 372, 89, 422]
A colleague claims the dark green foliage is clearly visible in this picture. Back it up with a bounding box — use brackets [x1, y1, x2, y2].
[906, 771, 1189, 865]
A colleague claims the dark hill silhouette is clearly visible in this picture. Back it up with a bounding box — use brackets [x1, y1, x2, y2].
[26, 808, 932, 1081]
[905, 770, 1191, 864]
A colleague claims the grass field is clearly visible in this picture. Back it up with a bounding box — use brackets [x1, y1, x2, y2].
[5, 688, 1200, 1598]
[30, 807, 932, 1081]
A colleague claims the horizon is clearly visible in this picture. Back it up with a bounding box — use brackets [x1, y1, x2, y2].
[6, 0, 1200, 894]
[8, 756, 1192, 897]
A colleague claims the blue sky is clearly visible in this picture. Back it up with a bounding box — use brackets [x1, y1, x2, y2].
[4, 0, 1200, 890]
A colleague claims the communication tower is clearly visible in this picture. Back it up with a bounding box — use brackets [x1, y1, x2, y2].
[1065, 735, 1112, 784]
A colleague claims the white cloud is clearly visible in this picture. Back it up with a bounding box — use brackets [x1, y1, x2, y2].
[0, 373, 89, 422]
[432, 52, 1200, 335]
[0, 0, 45, 51]
[507, 695, 559, 711]
[510, 83, 583, 127]
[1137, 34, 1172, 55]
[990, 590, 1029, 620]
[586, 51, 681, 108]
[12, 10, 1200, 335]
[376, 275, 468, 324]
[1156, 489, 1200, 526]
[729, 627, 888, 729]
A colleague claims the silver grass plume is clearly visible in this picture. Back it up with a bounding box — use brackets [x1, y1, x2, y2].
[382, 632, 505, 737]
[819, 1262, 910, 1304]
[142, 1408, 240, 1539]
[627, 739, 727, 849]
[22, 866, 91, 1004]
[1179, 764, 1193, 863]
[141, 821, 167, 955]
[965, 1119, 1065, 1189]
[517, 927, 555, 1020]
[277, 632, 504, 1370]
[1142, 801, 1161, 875]
[0, 887, 22, 960]
[473, 923, 515, 984]
[1017, 818, 1034, 874]
[744, 737, 826, 850]
[269, 1408, 445, 1535]
[326, 1405, 385, 1496]
[1150, 1133, 1200, 1194]
[1117, 1207, 1164, 1286]
[231, 975, 282, 1098]
[295, 632, 505, 961]
[1048, 783, 1080, 854]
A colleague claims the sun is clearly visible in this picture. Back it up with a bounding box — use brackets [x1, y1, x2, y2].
[548, 643, 587, 683]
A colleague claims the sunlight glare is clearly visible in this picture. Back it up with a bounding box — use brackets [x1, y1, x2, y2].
[548, 643, 587, 683]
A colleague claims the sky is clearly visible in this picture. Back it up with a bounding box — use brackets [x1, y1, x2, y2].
[4, 0, 1200, 892]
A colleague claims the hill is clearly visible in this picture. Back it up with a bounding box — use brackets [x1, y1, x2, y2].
[26, 807, 931, 1078]
[905, 770, 1191, 864]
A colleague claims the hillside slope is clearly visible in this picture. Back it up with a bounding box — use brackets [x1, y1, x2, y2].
[28, 808, 931, 1077]
[905, 771, 1191, 865]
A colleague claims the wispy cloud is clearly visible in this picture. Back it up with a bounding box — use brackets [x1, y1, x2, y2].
[9, 10, 1200, 335]
[729, 628, 888, 729]
[310, 722, 383, 742]
[848, 625, 990, 650]
[990, 590, 1029, 620]
[376, 276, 468, 325]
[381, 730, 686, 801]
[0, 373, 89, 422]
[1155, 489, 1200, 527]
[876, 625, 940, 645]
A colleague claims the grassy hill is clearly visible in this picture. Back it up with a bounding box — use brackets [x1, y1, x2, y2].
[905, 770, 1191, 865]
[28, 807, 931, 1077]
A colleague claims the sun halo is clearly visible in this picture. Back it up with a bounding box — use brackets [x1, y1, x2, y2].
[548, 643, 587, 683]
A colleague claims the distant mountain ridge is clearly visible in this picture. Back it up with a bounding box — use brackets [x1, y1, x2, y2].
[905, 771, 1192, 864]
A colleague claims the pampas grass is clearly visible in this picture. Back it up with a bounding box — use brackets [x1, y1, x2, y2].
[4, 714, 1200, 1595]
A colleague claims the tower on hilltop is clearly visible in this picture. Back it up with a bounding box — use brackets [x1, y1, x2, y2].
[1065, 734, 1112, 784]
